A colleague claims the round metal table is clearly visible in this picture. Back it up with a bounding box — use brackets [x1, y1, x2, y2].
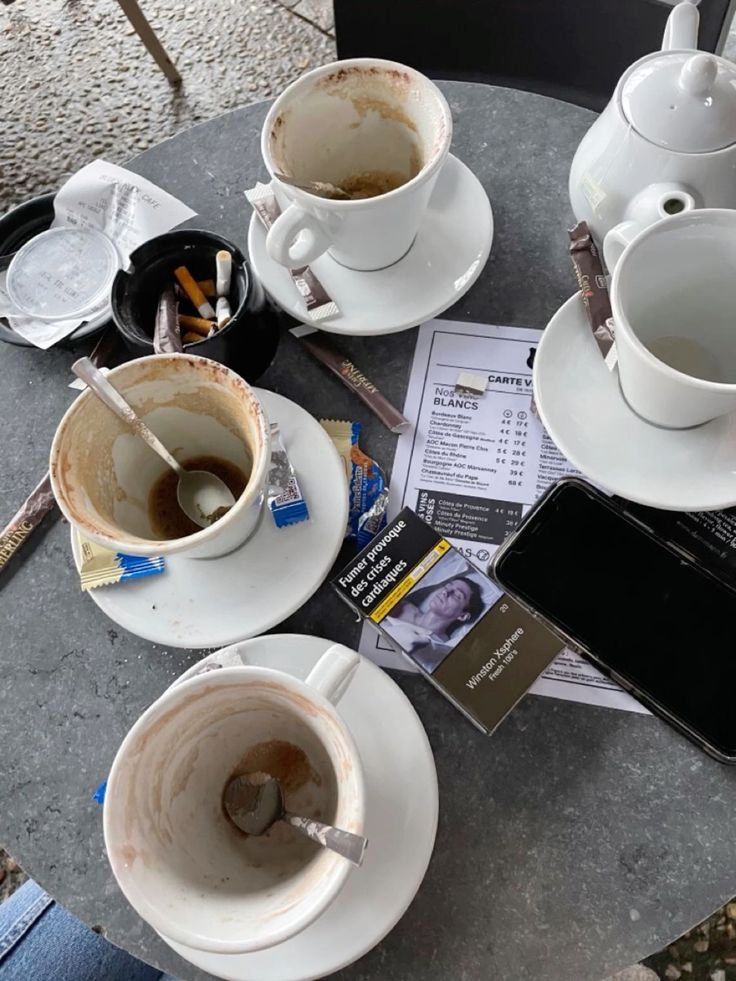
[3, 81, 736, 981]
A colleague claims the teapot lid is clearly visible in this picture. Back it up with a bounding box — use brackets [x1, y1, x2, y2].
[621, 51, 736, 152]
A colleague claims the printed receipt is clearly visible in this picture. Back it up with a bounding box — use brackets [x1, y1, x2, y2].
[0, 160, 196, 349]
[358, 318, 648, 715]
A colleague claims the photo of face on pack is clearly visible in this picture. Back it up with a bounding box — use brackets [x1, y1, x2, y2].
[381, 551, 501, 674]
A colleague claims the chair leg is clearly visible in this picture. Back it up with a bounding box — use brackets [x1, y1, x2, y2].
[115, 0, 182, 84]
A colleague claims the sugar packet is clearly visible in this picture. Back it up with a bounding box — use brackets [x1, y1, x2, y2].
[77, 533, 165, 591]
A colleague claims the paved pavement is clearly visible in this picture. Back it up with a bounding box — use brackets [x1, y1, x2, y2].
[0, 0, 335, 213]
[1, 0, 734, 216]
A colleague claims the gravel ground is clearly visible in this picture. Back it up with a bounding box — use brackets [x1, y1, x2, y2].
[0, 848, 27, 903]
[641, 905, 736, 981]
[2, 1, 736, 978]
[0, 0, 335, 214]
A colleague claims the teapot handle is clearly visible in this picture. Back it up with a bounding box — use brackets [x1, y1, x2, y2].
[662, 0, 699, 51]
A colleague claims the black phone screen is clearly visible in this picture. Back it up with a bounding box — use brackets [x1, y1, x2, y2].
[493, 480, 736, 759]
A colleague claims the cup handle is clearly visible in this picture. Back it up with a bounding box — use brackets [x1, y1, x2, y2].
[305, 644, 360, 706]
[265, 203, 332, 269]
[603, 220, 642, 273]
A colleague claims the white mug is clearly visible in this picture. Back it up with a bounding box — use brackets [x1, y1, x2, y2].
[49, 354, 270, 559]
[261, 58, 452, 271]
[606, 209, 736, 428]
[103, 643, 364, 954]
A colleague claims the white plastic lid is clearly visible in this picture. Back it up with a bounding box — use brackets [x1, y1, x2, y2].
[6, 227, 119, 321]
[621, 52, 736, 153]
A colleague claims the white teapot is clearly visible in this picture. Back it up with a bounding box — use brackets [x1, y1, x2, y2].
[569, 0, 736, 268]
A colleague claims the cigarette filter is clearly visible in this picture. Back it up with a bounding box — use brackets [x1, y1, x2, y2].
[216, 250, 232, 297]
[174, 265, 216, 319]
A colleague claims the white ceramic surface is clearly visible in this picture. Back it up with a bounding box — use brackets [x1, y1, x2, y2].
[70, 389, 348, 647]
[104, 644, 364, 954]
[534, 293, 736, 511]
[569, 2, 736, 246]
[157, 634, 439, 981]
[248, 154, 493, 335]
[51, 354, 271, 559]
[608, 209, 736, 428]
[261, 58, 452, 272]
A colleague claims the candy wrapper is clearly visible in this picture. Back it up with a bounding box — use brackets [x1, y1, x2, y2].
[268, 423, 310, 528]
[77, 533, 165, 591]
[321, 420, 387, 541]
[357, 487, 389, 548]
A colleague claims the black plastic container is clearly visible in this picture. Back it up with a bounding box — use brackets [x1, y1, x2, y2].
[111, 229, 280, 383]
[0, 193, 112, 348]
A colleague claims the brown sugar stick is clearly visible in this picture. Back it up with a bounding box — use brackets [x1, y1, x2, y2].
[568, 221, 616, 368]
[178, 314, 215, 336]
[290, 324, 410, 433]
[174, 266, 215, 319]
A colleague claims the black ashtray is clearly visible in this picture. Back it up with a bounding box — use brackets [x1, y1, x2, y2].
[111, 229, 280, 383]
[0, 193, 112, 348]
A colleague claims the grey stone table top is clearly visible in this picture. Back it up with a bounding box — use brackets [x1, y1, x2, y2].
[2, 81, 735, 981]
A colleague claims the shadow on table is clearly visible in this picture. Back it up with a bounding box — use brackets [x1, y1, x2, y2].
[345, 671, 736, 981]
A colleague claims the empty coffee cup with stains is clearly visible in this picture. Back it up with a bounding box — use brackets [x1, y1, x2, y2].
[103, 643, 365, 954]
[49, 354, 270, 559]
[262, 57, 452, 271]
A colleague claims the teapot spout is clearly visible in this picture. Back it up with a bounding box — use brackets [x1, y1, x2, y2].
[626, 182, 698, 229]
[662, 0, 699, 51]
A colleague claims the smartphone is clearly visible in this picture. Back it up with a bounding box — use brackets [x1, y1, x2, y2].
[491, 477, 736, 763]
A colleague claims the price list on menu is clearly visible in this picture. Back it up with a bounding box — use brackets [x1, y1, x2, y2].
[391, 319, 576, 562]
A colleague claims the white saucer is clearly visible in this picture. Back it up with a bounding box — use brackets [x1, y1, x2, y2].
[158, 634, 438, 981]
[70, 391, 348, 648]
[248, 154, 493, 335]
[534, 294, 736, 511]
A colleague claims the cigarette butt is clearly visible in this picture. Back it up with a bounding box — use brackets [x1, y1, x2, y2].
[182, 331, 204, 344]
[178, 313, 215, 337]
[175, 266, 215, 319]
[216, 250, 232, 297]
[216, 296, 232, 329]
[197, 279, 216, 298]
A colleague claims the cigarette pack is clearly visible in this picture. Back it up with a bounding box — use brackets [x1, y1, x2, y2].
[332, 507, 562, 733]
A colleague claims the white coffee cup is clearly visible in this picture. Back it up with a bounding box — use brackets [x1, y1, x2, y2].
[49, 354, 270, 559]
[103, 643, 364, 954]
[261, 58, 452, 272]
[605, 209, 736, 429]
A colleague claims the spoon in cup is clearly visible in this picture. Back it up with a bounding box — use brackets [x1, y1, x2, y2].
[273, 171, 353, 201]
[223, 771, 368, 867]
[71, 357, 235, 529]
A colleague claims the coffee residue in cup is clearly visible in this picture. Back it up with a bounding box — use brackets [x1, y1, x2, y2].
[222, 739, 324, 837]
[339, 169, 413, 199]
[148, 455, 249, 539]
[231, 739, 321, 794]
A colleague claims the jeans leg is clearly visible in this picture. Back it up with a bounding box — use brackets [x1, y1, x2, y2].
[0, 880, 168, 981]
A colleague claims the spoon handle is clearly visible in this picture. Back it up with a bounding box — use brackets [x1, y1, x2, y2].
[283, 813, 368, 867]
[71, 358, 185, 478]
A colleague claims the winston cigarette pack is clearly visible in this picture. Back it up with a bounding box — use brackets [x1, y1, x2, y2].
[332, 507, 561, 733]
